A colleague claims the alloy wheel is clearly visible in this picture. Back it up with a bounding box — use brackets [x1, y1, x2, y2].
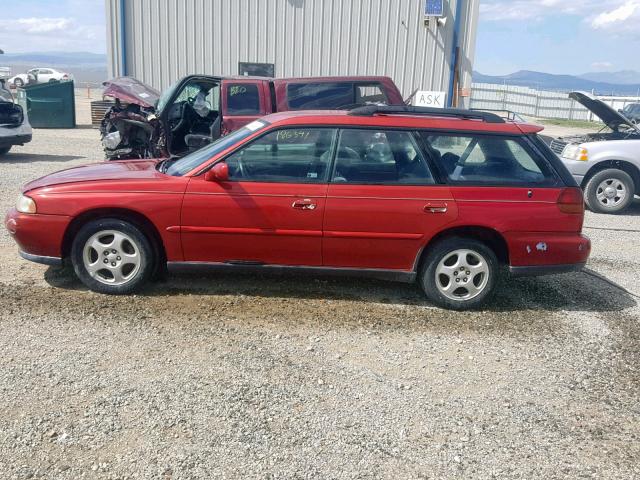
[595, 178, 627, 208]
[435, 249, 490, 301]
[83, 230, 142, 286]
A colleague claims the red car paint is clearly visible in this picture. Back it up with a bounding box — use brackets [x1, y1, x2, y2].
[5, 109, 590, 281]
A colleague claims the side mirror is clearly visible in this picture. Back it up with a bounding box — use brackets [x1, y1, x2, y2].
[204, 162, 229, 182]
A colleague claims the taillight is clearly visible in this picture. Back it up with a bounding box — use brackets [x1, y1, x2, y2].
[557, 187, 584, 214]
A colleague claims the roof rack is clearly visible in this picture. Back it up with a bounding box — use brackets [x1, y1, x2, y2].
[470, 108, 526, 123]
[348, 105, 505, 123]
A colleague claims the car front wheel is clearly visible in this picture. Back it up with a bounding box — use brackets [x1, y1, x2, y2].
[71, 218, 154, 294]
[584, 168, 634, 214]
[420, 238, 498, 310]
[0, 146, 11, 156]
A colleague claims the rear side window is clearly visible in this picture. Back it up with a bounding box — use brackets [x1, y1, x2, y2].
[332, 129, 434, 185]
[226, 83, 261, 115]
[287, 82, 388, 110]
[420, 133, 558, 186]
[287, 83, 353, 109]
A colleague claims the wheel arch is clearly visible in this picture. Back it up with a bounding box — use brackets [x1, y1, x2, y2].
[61, 208, 167, 266]
[582, 160, 640, 195]
[415, 225, 509, 273]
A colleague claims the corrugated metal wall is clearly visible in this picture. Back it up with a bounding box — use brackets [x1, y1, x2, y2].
[106, 0, 479, 104]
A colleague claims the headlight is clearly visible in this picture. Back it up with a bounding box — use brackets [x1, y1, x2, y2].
[16, 195, 36, 214]
[562, 144, 589, 161]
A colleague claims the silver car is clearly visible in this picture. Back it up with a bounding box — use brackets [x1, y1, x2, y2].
[550, 91, 640, 214]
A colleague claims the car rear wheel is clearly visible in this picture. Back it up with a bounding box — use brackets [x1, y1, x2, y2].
[0, 146, 10, 156]
[420, 238, 498, 310]
[71, 218, 154, 294]
[584, 168, 634, 214]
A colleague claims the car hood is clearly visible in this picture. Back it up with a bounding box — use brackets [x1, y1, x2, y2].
[569, 91, 640, 133]
[102, 76, 161, 109]
[23, 160, 163, 192]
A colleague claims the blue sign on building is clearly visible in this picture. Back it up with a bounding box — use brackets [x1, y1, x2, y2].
[425, 0, 444, 17]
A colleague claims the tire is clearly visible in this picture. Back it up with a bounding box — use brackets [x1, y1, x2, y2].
[0, 146, 10, 156]
[419, 237, 498, 310]
[70, 218, 154, 294]
[584, 168, 635, 214]
[13, 78, 23, 88]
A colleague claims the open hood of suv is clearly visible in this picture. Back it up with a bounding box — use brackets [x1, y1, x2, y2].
[569, 91, 640, 133]
[102, 76, 161, 109]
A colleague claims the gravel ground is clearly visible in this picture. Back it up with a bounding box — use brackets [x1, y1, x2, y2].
[0, 103, 639, 479]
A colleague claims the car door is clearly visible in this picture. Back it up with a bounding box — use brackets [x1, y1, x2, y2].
[221, 80, 270, 134]
[180, 126, 336, 266]
[419, 131, 567, 237]
[323, 128, 457, 271]
[37, 69, 53, 82]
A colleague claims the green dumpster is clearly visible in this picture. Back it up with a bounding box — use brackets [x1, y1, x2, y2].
[17, 80, 76, 128]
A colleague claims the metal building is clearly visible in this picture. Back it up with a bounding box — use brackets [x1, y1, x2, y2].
[105, 0, 479, 107]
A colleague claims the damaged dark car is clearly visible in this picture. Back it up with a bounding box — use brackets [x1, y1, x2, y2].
[100, 75, 404, 160]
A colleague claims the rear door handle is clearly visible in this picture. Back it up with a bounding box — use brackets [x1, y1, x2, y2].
[292, 199, 317, 210]
[424, 202, 448, 213]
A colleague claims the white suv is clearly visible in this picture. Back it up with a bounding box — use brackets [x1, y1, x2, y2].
[551, 91, 640, 214]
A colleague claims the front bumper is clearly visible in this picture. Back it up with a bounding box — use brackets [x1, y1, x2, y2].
[5, 208, 70, 260]
[19, 250, 63, 266]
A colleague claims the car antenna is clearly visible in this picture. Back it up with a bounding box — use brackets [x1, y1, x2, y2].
[404, 88, 419, 105]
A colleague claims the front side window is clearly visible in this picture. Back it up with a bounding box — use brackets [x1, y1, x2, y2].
[421, 133, 557, 185]
[332, 129, 434, 184]
[165, 120, 269, 176]
[225, 128, 336, 182]
[226, 83, 261, 115]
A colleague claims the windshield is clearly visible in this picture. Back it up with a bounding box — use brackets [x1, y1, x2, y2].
[155, 80, 181, 112]
[165, 120, 270, 176]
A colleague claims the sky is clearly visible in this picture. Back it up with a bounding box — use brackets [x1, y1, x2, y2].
[0, 0, 106, 54]
[1, 0, 639, 76]
[476, 0, 640, 75]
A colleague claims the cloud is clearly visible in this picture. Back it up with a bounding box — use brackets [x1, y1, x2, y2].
[480, 0, 606, 22]
[591, 1, 640, 33]
[591, 61, 614, 70]
[0, 16, 104, 53]
[10, 18, 74, 35]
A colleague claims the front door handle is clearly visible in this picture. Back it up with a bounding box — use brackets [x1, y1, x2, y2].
[424, 202, 448, 213]
[292, 199, 317, 210]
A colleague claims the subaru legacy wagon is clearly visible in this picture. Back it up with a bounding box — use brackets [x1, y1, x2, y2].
[5, 106, 590, 310]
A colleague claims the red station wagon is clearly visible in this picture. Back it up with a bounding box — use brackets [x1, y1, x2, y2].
[5, 106, 590, 309]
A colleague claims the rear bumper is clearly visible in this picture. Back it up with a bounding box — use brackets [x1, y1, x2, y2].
[0, 133, 32, 147]
[510, 262, 585, 277]
[505, 231, 591, 272]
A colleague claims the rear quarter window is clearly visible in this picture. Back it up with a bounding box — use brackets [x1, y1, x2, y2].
[421, 133, 559, 186]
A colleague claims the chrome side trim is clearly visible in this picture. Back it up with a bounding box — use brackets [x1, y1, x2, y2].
[167, 261, 416, 283]
[509, 263, 585, 277]
[19, 251, 63, 267]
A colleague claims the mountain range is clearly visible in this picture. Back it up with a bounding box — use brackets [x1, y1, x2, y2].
[473, 70, 640, 96]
